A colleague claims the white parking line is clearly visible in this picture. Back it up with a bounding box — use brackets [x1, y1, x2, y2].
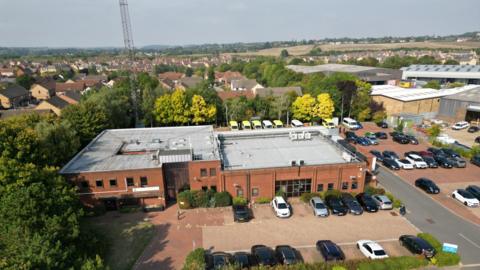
[459, 233, 480, 249]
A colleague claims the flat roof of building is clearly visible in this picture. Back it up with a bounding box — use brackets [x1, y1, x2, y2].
[218, 128, 359, 171]
[60, 126, 218, 174]
[442, 86, 480, 102]
[287, 64, 401, 82]
[371, 84, 478, 102]
[401, 65, 480, 79]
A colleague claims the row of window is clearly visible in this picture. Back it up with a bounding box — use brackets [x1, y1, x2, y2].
[316, 181, 358, 192]
[200, 168, 216, 177]
[80, 176, 149, 189]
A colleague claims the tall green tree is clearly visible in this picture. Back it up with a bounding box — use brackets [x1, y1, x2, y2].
[35, 120, 80, 167]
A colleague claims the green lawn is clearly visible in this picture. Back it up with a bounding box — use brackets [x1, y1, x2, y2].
[86, 213, 156, 270]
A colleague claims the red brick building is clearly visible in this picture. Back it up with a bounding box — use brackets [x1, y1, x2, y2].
[60, 126, 368, 210]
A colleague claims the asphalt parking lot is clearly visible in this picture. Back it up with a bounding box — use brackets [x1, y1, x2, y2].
[443, 127, 480, 148]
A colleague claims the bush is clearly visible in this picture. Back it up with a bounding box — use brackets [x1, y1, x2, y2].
[177, 190, 194, 209]
[385, 192, 402, 208]
[300, 192, 321, 203]
[182, 248, 205, 270]
[417, 233, 461, 267]
[191, 190, 209, 208]
[255, 197, 271, 204]
[365, 186, 385, 195]
[357, 256, 428, 270]
[321, 190, 342, 199]
[233, 197, 247, 206]
[214, 192, 232, 207]
[275, 190, 286, 198]
[118, 205, 142, 213]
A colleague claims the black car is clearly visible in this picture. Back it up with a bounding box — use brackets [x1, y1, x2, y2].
[316, 240, 345, 261]
[399, 235, 436, 258]
[382, 150, 399, 160]
[375, 132, 388, 139]
[232, 205, 251, 222]
[415, 178, 440, 194]
[467, 126, 479, 133]
[206, 252, 234, 270]
[355, 193, 379, 212]
[251, 245, 278, 266]
[476, 136, 480, 144]
[392, 133, 410, 144]
[466, 185, 480, 200]
[340, 193, 363, 215]
[377, 121, 388, 128]
[427, 147, 444, 156]
[355, 137, 370, 146]
[325, 196, 348, 216]
[383, 158, 400, 170]
[405, 135, 419, 145]
[471, 155, 480, 167]
[441, 148, 461, 158]
[422, 156, 438, 168]
[345, 131, 357, 140]
[233, 252, 256, 269]
[275, 245, 301, 265]
[370, 150, 384, 161]
[433, 155, 454, 168]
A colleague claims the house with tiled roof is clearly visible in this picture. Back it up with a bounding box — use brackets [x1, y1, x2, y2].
[56, 81, 85, 94]
[30, 78, 56, 101]
[0, 85, 30, 109]
[35, 95, 71, 116]
[230, 79, 263, 92]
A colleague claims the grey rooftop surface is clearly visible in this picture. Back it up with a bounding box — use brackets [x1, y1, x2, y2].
[402, 64, 480, 73]
[60, 125, 218, 174]
[286, 64, 376, 74]
[218, 128, 358, 170]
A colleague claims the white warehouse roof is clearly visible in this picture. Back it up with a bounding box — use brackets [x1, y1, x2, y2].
[401, 65, 480, 80]
[371, 84, 479, 102]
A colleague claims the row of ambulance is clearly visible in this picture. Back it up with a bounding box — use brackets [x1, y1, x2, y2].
[228, 119, 337, 130]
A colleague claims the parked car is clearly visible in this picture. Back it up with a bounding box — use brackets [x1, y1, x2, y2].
[233, 252, 256, 269]
[275, 245, 301, 265]
[345, 131, 358, 144]
[415, 178, 440, 194]
[357, 240, 389, 260]
[206, 252, 234, 270]
[271, 196, 291, 218]
[232, 204, 251, 222]
[251, 245, 278, 266]
[316, 240, 345, 261]
[427, 147, 444, 156]
[471, 155, 480, 167]
[340, 193, 363, 215]
[405, 135, 419, 145]
[364, 136, 379, 145]
[392, 133, 410, 144]
[310, 197, 329, 217]
[418, 150, 433, 157]
[382, 151, 399, 160]
[449, 156, 467, 168]
[356, 193, 379, 212]
[375, 132, 388, 139]
[370, 150, 384, 161]
[376, 121, 388, 128]
[441, 148, 461, 158]
[405, 153, 428, 169]
[466, 185, 480, 200]
[433, 155, 454, 168]
[419, 154, 438, 168]
[399, 235, 436, 258]
[452, 121, 470, 130]
[325, 196, 348, 216]
[436, 134, 456, 144]
[467, 126, 479, 133]
[355, 137, 371, 146]
[476, 136, 480, 144]
[395, 159, 414, 170]
[383, 158, 400, 170]
[452, 189, 480, 207]
[372, 195, 393, 210]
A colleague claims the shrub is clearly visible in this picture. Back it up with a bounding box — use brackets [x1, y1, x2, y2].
[177, 190, 194, 209]
[275, 190, 286, 198]
[385, 192, 402, 208]
[255, 197, 271, 204]
[357, 256, 427, 270]
[191, 190, 209, 208]
[233, 197, 247, 206]
[300, 192, 321, 203]
[84, 204, 106, 216]
[417, 233, 461, 267]
[321, 189, 342, 199]
[214, 191, 232, 207]
[182, 248, 205, 270]
[118, 205, 142, 213]
[365, 186, 385, 195]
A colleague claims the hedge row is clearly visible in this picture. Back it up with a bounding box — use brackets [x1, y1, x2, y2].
[299, 190, 343, 203]
[417, 233, 461, 267]
[431, 140, 480, 159]
[177, 190, 232, 209]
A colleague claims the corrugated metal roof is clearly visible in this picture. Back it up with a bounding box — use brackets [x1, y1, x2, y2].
[371, 84, 478, 102]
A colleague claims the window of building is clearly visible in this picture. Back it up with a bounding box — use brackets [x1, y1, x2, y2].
[80, 181, 89, 189]
[275, 179, 312, 197]
[327, 183, 334, 190]
[109, 179, 117, 187]
[317, 184, 324, 192]
[210, 185, 217, 192]
[252, 188, 259, 197]
[342, 182, 349, 190]
[95, 180, 103, 188]
[209, 168, 216, 176]
[202, 186, 208, 191]
[351, 181, 358, 190]
[200, 168, 208, 177]
[126, 177, 134, 187]
[236, 188, 244, 197]
[140, 176, 148, 187]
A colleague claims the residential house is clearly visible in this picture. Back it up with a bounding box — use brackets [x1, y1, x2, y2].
[35, 96, 70, 116]
[176, 77, 203, 90]
[40, 65, 57, 75]
[215, 71, 245, 85]
[230, 79, 263, 91]
[58, 91, 81, 105]
[254, 86, 302, 98]
[216, 90, 255, 101]
[30, 78, 56, 101]
[158, 72, 184, 82]
[0, 68, 15, 78]
[159, 78, 176, 90]
[55, 81, 85, 94]
[0, 85, 30, 109]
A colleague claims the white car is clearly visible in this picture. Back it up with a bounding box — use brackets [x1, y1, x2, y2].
[372, 195, 393, 210]
[395, 159, 414, 170]
[452, 121, 470, 130]
[357, 240, 389, 260]
[452, 189, 480, 207]
[405, 154, 428, 169]
[271, 196, 291, 218]
[435, 134, 456, 145]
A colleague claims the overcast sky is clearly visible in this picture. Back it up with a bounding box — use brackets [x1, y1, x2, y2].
[0, 0, 479, 47]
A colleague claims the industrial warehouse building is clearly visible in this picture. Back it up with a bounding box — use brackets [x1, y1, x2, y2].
[401, 65, 480, 84]
[287, 64, 402, 85]
[438, 86, 480, 122]
[60, 126, 368, 210]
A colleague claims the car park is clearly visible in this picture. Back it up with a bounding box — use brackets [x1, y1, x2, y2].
[325, 196, 348, 216]
[356, 193, 379, 212]
[418, 150, 433, 157]
[316, 240, 345, 261]
[275, 245, 301, 265]
[233, 252, 256, 269]
[251, 245, 278, 266]
[271, 196, 291, 218]
[375, 132, 388, 139]
[452, 121, 470, 130]
[471, 155, 480, 167]
[382, 151, 399, 160]
[310, 196, 329, 217]
[206, 252, 234, 270]
[395, 159, 414, 170]
[340, 193, 363, 215]
[415, 178, 440, 194]
[383, 158, 400, 170]
[371, 195, 393, 210]
[466, 185, 480, 200]
[232, 204, 251, 222]
[405, 153, 428, 169]
[467, 126, 479, 133]
[399, 235, 436, 258]
[452, 189, 480, 207]
[433, 155, 454, 168]
[356, 240, 389, 260]
[370, 150, 383, 161]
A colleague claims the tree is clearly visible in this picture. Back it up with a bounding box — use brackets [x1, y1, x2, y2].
[291, 94, 316, 122]
[372, 110, 387, 124]
[289, 58, 304, 65]
[427, 124, 441, 138]
[191, 95, 216, 125]
[142, 85, 164, 127]
[444, 59, 460, 65]
[15, 74, 35, 89]
[280, 49, 289, 58]
[35, 120, 80, 167]
[171, 90, 191, 125]
[423, 80, 441, 90]
[350, 80, 373, 119]
[207, 66, 215, 86]
[185, 67, 194, 77]
[314, 93, 334, 120]
[154, 93, 173, 125]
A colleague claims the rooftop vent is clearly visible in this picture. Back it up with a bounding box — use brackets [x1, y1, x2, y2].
[298, 160, 305, 166]
[290, 160, 297, 166]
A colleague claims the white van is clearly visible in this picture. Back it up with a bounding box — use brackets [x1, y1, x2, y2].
[262, 120, 273, 129]
[291, 119, 304, 128]
[342, 117, 360, 130]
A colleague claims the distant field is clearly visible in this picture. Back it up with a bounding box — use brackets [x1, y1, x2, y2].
[231, 41, 480, 57]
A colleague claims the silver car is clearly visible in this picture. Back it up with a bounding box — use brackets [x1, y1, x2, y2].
[372, 195, 393, 210]
[310, 196, 329, 217]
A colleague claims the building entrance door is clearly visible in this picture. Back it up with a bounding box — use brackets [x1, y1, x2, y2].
[163, 162, 190, 202]
[275, 179, 312, 197]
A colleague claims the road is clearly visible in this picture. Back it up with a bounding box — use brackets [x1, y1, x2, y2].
[377, 167, 480, 268]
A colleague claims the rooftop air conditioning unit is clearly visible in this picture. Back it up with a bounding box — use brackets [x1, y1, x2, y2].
[290, 160, 297, 166]
[298, 160, 305, 166]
